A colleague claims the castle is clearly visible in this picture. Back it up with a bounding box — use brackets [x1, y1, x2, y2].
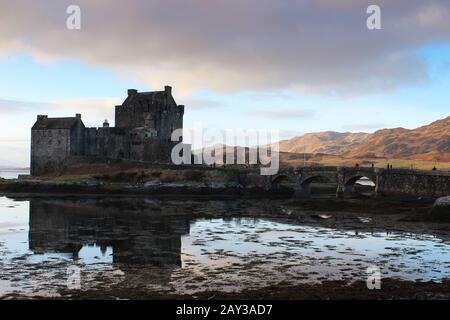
[31, 86, 184, 175]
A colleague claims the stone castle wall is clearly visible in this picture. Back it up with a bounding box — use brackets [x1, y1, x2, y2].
[31, 129, 71, 175]
[83, 126, 176, 163]
[115, 88, 184, 143]
[31, 87, 185, 176]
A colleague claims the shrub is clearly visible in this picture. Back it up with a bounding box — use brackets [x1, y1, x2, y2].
[160, 171, 179, 183]
[183, 170, 204, 182]
[150, 171, 162, 178]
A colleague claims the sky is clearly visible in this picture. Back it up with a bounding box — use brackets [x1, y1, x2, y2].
[0, 0, 450, 167]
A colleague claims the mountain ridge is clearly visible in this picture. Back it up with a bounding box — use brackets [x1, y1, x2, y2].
[277, 116, 450, 161]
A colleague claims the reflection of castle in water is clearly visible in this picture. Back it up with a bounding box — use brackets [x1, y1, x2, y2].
[28, 199, 191, 267]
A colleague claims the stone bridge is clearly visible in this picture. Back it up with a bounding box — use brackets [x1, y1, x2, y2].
[266, 166, 450, 198]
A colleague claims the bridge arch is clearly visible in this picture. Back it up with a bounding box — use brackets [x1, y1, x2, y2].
[344, 175, 376, 195]
[298, 175, 335, 196]
[299, 175, 324, 187]
[271, 174, 289, 189]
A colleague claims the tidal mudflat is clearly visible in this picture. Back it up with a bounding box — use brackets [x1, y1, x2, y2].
[0, 195, 449, 299]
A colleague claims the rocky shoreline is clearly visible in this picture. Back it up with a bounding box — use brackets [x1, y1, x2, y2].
[52, 278, 450, 300]
[1, 176, 448, 221]
[2, 278, 449, 300]
[0, 178, 292, 199]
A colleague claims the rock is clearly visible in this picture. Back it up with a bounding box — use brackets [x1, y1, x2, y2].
[311, 214, 332, 220]
[209, 181, 243, 189]
[207, 182, 227, 189]
[144, 180, 162, 188]
[226, 181, 244, 189]
[82, 179, 102, 186]
[434, 196, 450, 207]
[429, 196, 450, 221]
[164, 182, 191, 188]
[358, 217, 372, 223]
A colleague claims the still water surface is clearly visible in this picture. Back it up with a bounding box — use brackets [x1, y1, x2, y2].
[0, 196, 449, 298]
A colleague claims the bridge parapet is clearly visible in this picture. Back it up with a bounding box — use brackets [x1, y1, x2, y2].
[266, 166, 449, 198]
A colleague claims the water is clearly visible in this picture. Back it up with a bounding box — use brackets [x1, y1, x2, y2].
[0, 169, 30, 180]
[356, 177, 375, 187]
[0, 196, 448, 298]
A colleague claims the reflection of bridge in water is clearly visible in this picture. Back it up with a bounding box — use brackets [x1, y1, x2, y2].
[267, 166, 450, 198]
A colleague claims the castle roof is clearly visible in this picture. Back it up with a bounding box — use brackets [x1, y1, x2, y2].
[121, 86, 177, 107]
[32, 117, 82, 130]
[122, 91, 166, 106]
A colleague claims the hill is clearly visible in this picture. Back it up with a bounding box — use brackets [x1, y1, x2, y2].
[278, 116, 450, 162]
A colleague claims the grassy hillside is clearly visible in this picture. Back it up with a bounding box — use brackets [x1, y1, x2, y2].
[278, 116, 450, 162]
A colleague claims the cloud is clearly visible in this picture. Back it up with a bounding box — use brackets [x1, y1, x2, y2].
[1, 0, 450, 96]
[0, 97, 121, 125]
[250, 108, 314, 119]
[182, 98, 221, 110]
[50, 98, 122, 124]
[0, 99, 50, 114]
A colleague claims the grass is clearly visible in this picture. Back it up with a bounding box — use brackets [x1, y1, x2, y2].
[29, 164, 235, 184]
[281, 153, 450, 171]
